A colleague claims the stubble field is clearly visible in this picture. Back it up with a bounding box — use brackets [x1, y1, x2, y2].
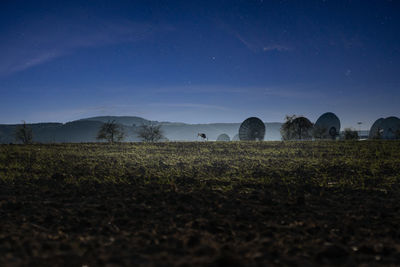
[1, 141, 400, 266]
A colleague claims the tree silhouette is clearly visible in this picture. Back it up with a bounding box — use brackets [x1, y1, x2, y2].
[313, 126, 327, 139]
[97, 120, 124, 143]
[281, 115, 313, 140]
[15, 121, 33, 144]
[138, 123, 164, 142]
[343, 128, 359, 140]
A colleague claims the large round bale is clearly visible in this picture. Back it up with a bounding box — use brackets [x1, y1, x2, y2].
[216, 133, 230, 141]
[314, 112, 341, 139]
[369, 118, 385, 139]
[381, 116, 400, 139]
[239, 117, 266, 141]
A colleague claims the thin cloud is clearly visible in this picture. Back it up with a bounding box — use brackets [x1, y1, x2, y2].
[154, 85, 246, 94]
[8, 50, 62, 73]
[29, 105, 113, 122]
[148, 103, 231, 111]
[234, 32, 259, 52]
[24, 102, 231, 123]
[261, 86, 325, 99]
[263, 45, 293, 52]
[155, 85, 319, 99]
[0, 17, 167, 75]
[216, 20, 293, 53]
[234, 31, 292, 53]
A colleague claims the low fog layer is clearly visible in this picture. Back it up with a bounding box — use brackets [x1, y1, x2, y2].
[0, 116, 283, 143]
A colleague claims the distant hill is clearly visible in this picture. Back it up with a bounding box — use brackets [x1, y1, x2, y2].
[78, 116, 151, 127]
[0, 116, 283, 143]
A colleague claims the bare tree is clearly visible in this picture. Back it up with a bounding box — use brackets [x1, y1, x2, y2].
[281, 115, 295, 140]
[280, 115, 313, 140]
[343, 128, 359, 140]
[137, 123, 164, 142]
[15, 121, 33, 144]
[97, 120, 124, 143]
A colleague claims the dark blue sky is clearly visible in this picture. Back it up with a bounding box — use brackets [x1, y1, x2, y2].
[0, 0, 399, 128]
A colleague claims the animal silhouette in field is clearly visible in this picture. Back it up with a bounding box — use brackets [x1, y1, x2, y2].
[197, 133, 207, 141]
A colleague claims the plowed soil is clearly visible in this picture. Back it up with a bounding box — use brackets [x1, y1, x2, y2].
[2, 182, 400, 266]
[1, 142, 400, 266]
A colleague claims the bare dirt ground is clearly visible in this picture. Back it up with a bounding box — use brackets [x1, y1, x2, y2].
[1, 180, 400, 266]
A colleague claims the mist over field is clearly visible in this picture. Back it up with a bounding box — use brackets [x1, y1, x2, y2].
[0, 116, 283, 143]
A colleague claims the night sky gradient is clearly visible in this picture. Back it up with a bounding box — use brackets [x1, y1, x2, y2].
[1, 0, 399, 129]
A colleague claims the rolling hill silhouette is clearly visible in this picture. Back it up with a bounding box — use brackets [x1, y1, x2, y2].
[0, 116, 283, 143]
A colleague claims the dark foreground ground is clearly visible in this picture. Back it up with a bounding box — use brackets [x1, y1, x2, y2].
[2, 182, 400, 266]
[1, 141, 400, 266]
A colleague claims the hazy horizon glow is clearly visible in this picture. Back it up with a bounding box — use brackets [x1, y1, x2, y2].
[1, 0, 399, 129]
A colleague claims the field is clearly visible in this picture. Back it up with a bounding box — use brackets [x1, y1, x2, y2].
[1, 141, 400, 266]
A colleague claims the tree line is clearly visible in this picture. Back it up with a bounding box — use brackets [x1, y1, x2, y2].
[96, 120, 165, 143]
[14, 120, 166, 144]
[280, 115, 361, 140]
